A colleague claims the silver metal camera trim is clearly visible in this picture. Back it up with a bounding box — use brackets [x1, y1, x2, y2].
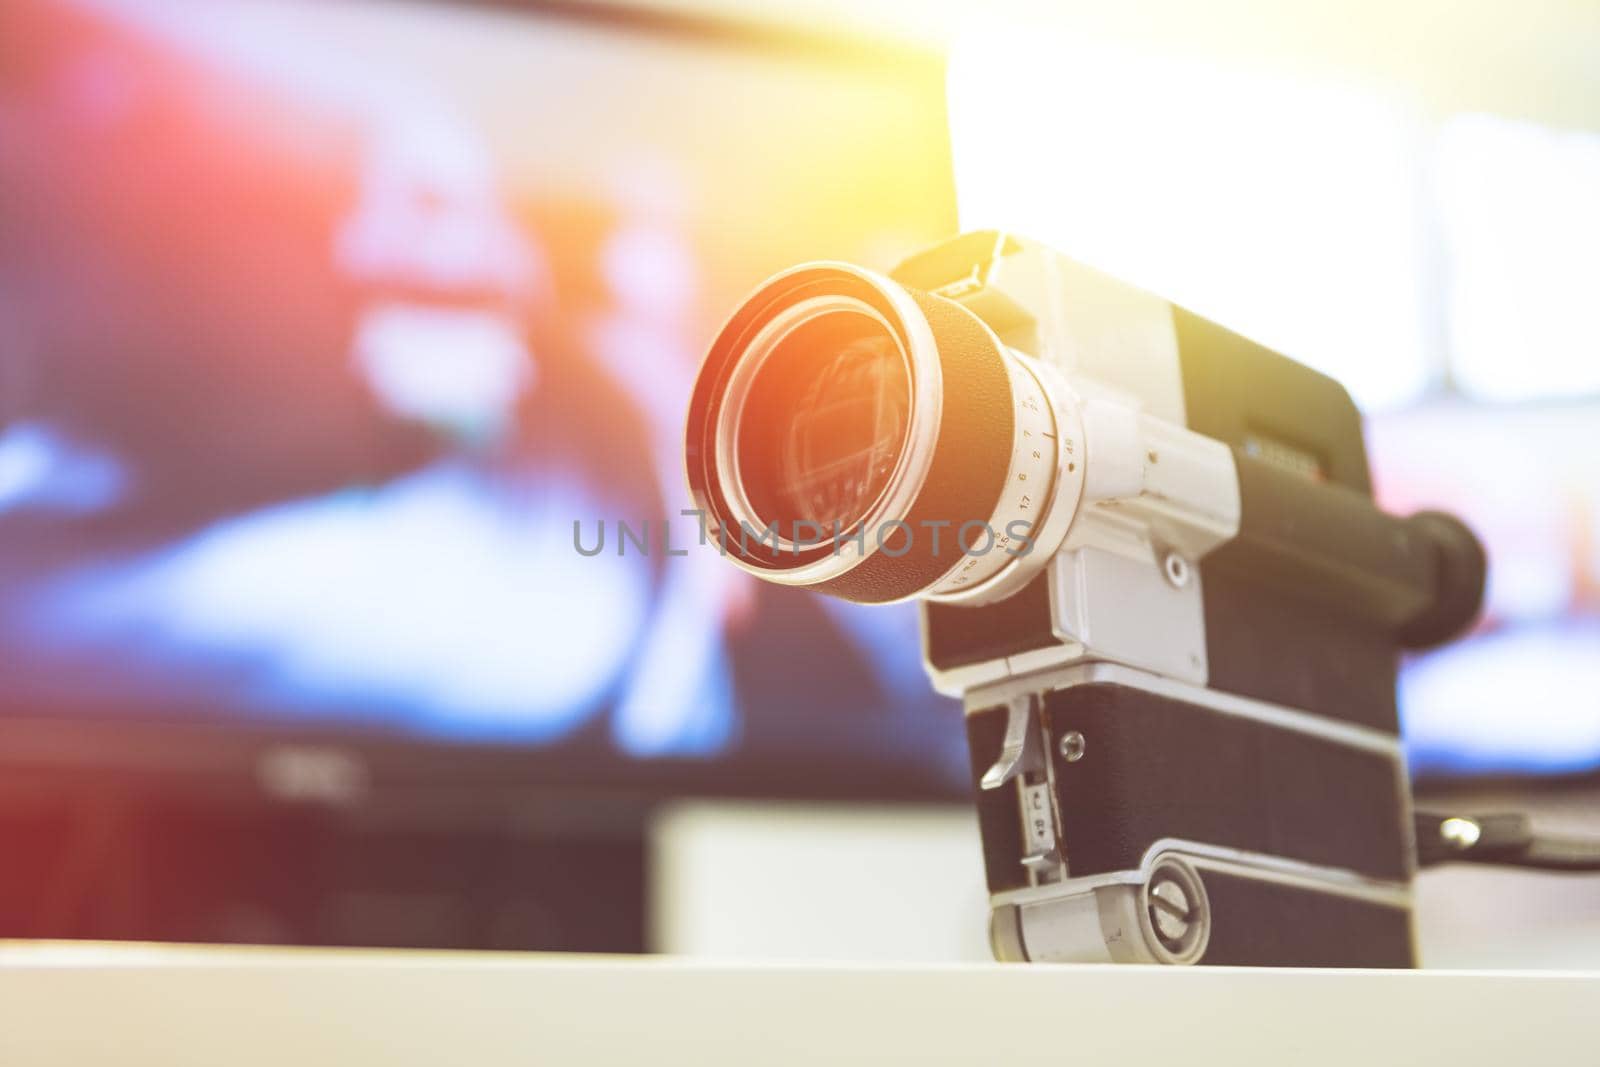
[924, 352, 1087, 605]
[991, 839, 1414, 964]
[965, 661, 1411, 964]
[707, 264, 943, 588]
[989, 838, 1415, 913]
[963, 661, 1405, 759]
[909, 239, 1241, 686]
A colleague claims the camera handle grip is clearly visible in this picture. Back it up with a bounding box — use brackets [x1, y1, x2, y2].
[1208, 455, 1486, 650]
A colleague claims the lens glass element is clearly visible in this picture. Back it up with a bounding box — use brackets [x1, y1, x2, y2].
[736, 310, 909, 536]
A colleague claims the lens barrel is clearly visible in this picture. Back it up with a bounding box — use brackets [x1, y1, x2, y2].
[685, 264, 1065, 604]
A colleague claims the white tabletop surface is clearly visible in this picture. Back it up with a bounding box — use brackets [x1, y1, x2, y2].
[0, 941, 1594, 1066]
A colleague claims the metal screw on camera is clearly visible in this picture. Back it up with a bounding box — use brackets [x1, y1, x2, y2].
[1058, 730, 1086, 763]
[1161, 550, 1191, 589]
[1147, 873, 1193, 945]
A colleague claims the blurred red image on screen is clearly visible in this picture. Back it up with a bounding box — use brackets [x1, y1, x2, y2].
[0, 0, 968, 790]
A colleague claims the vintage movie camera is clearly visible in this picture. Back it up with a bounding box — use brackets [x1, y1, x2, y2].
[684, 232, 1486, 966]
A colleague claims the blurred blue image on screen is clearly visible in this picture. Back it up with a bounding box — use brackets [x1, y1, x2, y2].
[1372, 405, 1600, 778]
[2, 0, 1596, 792]
[0, 0, 968, 790]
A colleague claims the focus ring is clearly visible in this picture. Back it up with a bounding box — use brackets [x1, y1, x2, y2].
[813, 289, 1015, 603]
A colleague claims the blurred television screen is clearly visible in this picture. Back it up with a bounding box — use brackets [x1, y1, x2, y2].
[0, 0, 967, 797]
[1371, 403, 1600, 779]
[0, 0, 1595, 803]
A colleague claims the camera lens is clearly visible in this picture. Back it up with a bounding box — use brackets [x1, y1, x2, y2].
[686, 263, 1074, 604]
[735, 306, 909, 534]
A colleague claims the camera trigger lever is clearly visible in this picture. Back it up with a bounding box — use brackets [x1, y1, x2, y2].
[980, 694, 1044, 791]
